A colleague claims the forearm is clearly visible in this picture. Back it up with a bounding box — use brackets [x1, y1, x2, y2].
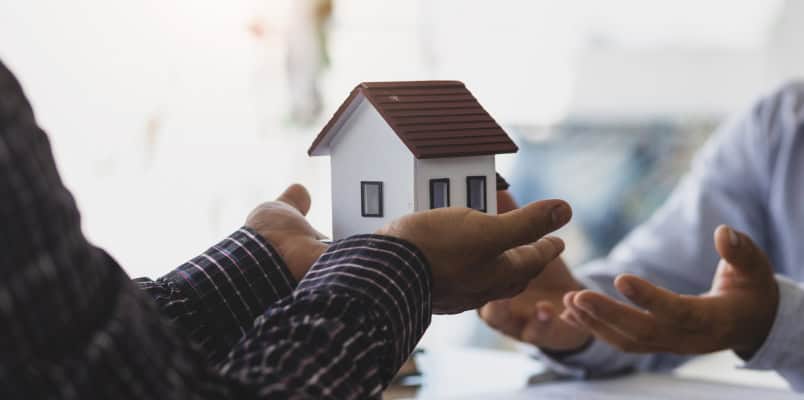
[2, 272, 241, 399]
[220, 234, 432, 398]
[0, 221, 238, 399]
[135, 227, 296, 362]
[3, 223, 429, 400]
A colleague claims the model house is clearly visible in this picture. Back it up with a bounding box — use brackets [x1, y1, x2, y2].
[308, 81, 518, 239]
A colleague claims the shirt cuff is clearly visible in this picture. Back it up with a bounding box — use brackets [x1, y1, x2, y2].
[741, 275, 804, 372]
[163, 227, 296, 355]
[296, 234, 432, 371]
[537, 333, 633, 379]
[536, 274, 635, 379]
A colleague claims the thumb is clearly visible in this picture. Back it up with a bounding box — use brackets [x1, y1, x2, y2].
[488, 199, 572, 252]
[713, 225, 773, 278]
[276, 183, 311, 215]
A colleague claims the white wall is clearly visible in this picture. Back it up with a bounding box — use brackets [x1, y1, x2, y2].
[563, 0, 803, 120]
[567, 46, 769, 118]
[767, 0, 804, 89]
[414, 155, 497, 214]
[329, 99, 415, 239]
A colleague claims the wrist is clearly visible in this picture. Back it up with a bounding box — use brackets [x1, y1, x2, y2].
[732, 280, 780, 358]
[277, 237, 328, 281]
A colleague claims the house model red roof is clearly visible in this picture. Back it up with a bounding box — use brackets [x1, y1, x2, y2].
[308, 81, 518, 159]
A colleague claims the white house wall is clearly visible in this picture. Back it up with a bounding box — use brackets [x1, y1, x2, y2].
[329, 99, 415, 239]
[414, 155, 497, 214]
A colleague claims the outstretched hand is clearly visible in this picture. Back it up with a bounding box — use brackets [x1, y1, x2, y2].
[479, 191, 592, 351]
[246, 184, 329, 281]
[561, 225, 779, 356]
[377, 198, 572, 314]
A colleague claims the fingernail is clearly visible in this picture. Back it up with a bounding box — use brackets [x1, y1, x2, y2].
[551, 203, 570, 226]
[727, 227, 740, 247]
[537, 310, 550, 322]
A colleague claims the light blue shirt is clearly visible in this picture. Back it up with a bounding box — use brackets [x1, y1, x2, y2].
[540, 81, 804, 390]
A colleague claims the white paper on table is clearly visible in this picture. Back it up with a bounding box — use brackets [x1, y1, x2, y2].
[466, 373, 799, 400]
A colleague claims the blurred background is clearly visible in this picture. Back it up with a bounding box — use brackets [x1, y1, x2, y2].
[1, 0, 801, 388]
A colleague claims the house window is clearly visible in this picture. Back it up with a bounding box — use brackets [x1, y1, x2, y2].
[466, 176, 487, 212]
[429, 179, 450, 209]
[361, 181, 383, 217]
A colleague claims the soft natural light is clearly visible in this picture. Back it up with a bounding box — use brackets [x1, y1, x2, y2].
[1, 1, 800, 391]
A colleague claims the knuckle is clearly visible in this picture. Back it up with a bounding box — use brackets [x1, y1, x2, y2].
[527, 243, 549, 264]
[503, 250, 522, 268]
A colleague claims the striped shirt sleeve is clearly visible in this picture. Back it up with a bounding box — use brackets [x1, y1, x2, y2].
[0, 59, 237, 399]
[220, 234, 432, 399]
[0, 58, 433, 399]
[134, 227, 296, 363]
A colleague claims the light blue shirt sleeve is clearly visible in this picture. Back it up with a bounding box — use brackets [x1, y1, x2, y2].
[538, 82, 804, 390]
[741, 276, 804, 390]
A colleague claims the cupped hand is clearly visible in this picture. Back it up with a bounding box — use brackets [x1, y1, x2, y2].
[479, 191, 592, 351]
[561, 225, 779, 356]
[245, 184, 329, 281]
[377, 198, 572, 314]
[479, 257, 592, 351]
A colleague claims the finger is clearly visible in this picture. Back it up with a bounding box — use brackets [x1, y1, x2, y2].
[559, 308, 582, 329]
[572, 290, 659, 343]
[493, 236, 566, 286]
[563, 290, 577, 312]
[487, 199, 572, 252]
[560, 291, 583, 327]
[521, 302, 560, 343]
[478, 299, 526, 337]
[567, 305, 660, 353]
[521, 314, 551, 344]
[713, 225, 773, 278]
[478, 299, 514, 327]
[614, 274, 685, 318]
[276, 183, 311, 215]
[535, 301, 556, 323]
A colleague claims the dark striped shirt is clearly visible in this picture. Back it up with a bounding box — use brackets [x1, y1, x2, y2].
[0, 60, 432, 399]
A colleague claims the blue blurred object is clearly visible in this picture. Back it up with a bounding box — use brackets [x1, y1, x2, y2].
[507, 119, 717, 261]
